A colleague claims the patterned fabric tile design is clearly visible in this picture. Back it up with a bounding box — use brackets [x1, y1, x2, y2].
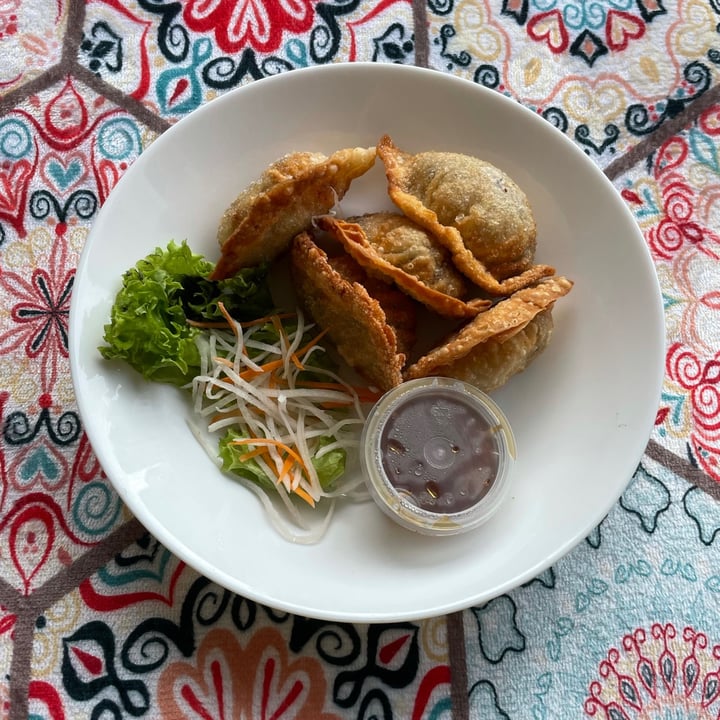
[75, 0, 418, 121]
[427, 0, 720, 165]
[27, 533, 452, 718]
[0, 1, 719, 719]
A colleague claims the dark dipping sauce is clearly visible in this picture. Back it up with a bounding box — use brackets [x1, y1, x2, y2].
[379, 389, 500, 513]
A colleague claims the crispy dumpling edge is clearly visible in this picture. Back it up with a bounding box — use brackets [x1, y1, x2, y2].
[316, 215, 491, 319]
[376, 134, 556, 296]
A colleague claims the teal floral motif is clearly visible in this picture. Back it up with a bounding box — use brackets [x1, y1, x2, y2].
[96, 118, 143, 161]
[47, 159, 83, 192]
[704, 575, 720, 593]
[20, 446, 60, 483]
[620, 464, 671, 533]
[98, 536, 174, 587]
[660, 558, 697, 581]
[689, 127, 720, 173]
[614, 559, 653, 584]
[72, 482, 122, 536]
[471, 596, 526, 663]
[575, 578, 608, 612]
[683, 486, 720, 546]
[546, 617, 574, 661]
[530, 672, 553, 720]
[157, 38, 212, 115]
[284, 38, 309, 67]
[0, 118, 33, 159]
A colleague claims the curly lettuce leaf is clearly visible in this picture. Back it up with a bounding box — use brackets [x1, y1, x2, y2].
[219, 429, 346, 492]
[99, 240, 272, 386]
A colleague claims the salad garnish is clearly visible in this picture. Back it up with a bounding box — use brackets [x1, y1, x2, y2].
[99, 241, 377, 543]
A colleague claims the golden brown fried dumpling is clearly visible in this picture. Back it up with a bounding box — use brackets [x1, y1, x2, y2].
[290, 232, 416, 391]
[377, 135, 555, 295]
[316, 213, 491, 319]
[405, 276, 573, 391]
[211, 146, 376, 280]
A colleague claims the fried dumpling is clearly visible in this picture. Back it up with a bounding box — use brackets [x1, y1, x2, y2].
[316, 213, 491, 319]
[377, 135, 555, 295]
[405, 276, 573, 391]
[211, 146, 376, 280]
[290, 231, 416, 391]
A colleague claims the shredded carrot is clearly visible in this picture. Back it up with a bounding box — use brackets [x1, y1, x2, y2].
[236, 447, 268, 463]
[294, 328, 329, 360]
[293, 486, 316, 508]
[192, 307, 369, 527]
[217, 301, 239, 339]
[240, 312, 297, 328]
[276, 454, 296, 486]
[238, 358, 286, 381]
[229, 437, 309, 478]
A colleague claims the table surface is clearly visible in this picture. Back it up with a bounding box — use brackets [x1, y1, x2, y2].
[1, 2, 719, 718]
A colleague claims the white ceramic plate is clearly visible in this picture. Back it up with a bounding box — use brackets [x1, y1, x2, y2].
[69, 63, 664, 622]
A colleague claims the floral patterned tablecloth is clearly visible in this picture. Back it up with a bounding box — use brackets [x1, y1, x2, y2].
[1, 1, 719, 718]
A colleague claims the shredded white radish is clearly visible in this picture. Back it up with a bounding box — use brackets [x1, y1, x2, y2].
[190, 309, 375, 542]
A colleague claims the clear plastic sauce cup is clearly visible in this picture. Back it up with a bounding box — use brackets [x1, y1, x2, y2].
[360, 377, 516, 536]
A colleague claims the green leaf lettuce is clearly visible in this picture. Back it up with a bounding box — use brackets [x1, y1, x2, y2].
[99, 240, 272, 386]
[219, 429, 346, 492]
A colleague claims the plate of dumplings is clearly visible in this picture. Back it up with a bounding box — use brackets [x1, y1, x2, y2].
[70, 63, 664, 622]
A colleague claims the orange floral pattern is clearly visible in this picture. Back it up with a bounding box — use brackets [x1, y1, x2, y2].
[157, 628, 341, 720]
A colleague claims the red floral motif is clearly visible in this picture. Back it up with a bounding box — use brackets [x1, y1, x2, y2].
[648, 137, 720, 261]
[0, 233, 73, 395]
[44, 78, 89, 144]
[28, 679, 67, 719]
[0, 493, 93, 593]
[605, 10, 645, 52]
[666, 342, 720, 480]
[527, 10, 568, 54]
[585, 624, 720, 717]
[183, 0, 317, 53]
[0, 604, 15, 639]
[158, 627, 341, 719]
[0, 0, 20, 40]
[0, 150, 38, 238]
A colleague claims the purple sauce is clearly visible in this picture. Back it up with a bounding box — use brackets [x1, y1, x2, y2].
[379, 389, 500, 513]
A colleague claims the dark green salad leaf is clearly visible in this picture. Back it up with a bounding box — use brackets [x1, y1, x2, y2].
[219, 429, 346, 491]
[99, 240, 272, 386]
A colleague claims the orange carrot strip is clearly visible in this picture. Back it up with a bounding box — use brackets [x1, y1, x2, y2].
[236, 447, 268, 463]
[211, 411, 241, 423]
[293, 485, 316, 508]
[276, 455, 296, 486]
[297, 328, 329, 357]
[229, 437, 309, 477]
[238, 358, 285, 381]
[217, 301, 239, 339]
[240, 312, 297, 328]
